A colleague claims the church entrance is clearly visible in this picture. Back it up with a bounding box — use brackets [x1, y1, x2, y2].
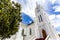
[42, 29, 47, 39]
[35, 30, 47, 40]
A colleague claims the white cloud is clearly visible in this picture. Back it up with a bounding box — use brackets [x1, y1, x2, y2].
[49, 0, 56, 4]
[55, 6, 60, 12]
[54, 0, 60, 5]
[49, 14, 60, 28]
[37, 0, 46, 5]
[56, 14, 60, 19]
[49, 14, 55, 20]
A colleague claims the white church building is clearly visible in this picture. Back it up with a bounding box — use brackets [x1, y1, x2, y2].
[19, 3, 60, 40]
[3, 3, 60, 40]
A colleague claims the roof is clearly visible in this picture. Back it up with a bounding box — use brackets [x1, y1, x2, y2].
[21, 12, 33, 25]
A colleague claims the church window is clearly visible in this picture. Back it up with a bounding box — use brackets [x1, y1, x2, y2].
[30, 28, 32, 35]
[38, 16, 40, 22]
[21, 29, 25, 36]
[38, 15, 43, 22]
[40, 15, 43, 21]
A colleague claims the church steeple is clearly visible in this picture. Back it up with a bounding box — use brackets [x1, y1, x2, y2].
[35, 2, 40, 13]
[35, 2, 60, 40]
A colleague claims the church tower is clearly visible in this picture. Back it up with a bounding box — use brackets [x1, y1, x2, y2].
[35, 3, 60, 40]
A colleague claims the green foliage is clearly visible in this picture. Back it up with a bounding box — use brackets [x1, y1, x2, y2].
[0, 0, 21, 39]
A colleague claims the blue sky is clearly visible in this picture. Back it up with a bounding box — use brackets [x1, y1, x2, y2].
[11, 0, 60, 33]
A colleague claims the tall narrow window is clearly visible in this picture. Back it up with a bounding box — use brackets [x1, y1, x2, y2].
[22, 29, 24, 36]
[30, 28, 32, 35]
[38, 16, 40, 22]
[40, 15, 43, 21]
[38, 15, 43, 22]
